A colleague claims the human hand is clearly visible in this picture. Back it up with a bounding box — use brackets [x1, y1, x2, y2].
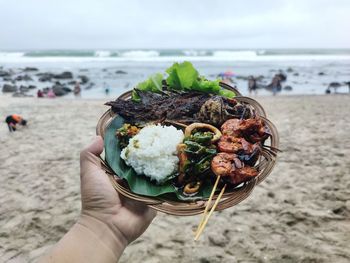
[79, 136, 156, 248]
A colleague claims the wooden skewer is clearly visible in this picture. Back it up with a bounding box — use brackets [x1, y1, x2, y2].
[194, 184, 227, 241]
[195, 175, 221, 235]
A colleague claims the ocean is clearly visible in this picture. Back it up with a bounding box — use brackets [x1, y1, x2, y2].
[1, 49, 350, 98]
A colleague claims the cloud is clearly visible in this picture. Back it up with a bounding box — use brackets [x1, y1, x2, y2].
[0, 0, 349, 49]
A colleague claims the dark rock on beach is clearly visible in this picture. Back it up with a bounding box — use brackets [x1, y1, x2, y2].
[52, 83, 72, 96]
[20, 85, 29, 92]
[2, 76, 13, 82]
[116, 70, 127, 74]
[15, 74, 33, 81]
[329, 82, 341, 87]
[318, 72, 325, 75]
[284, 85, 293, 91]
[286, 67, 294, 72]
[0, 70, 11, 77]
[78, 75, 89, 84]
[2, 84, 18, 92]
[37, 73, 55, 82]
[37, 71, 73, 81]
[23, 67, 39, 72]
[53, 71, 73, 79]
[28, 85, 36, 89]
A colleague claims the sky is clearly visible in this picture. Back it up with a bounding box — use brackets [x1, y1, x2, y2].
[0, 0, 349, 50]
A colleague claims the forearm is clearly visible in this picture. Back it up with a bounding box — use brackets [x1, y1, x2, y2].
[39, 215, 127, 263]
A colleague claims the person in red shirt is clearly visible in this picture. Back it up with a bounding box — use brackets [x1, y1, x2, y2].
[5, 114, 27, 132]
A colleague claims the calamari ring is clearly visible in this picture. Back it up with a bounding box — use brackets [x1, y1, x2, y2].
[185, 123, 222, 142]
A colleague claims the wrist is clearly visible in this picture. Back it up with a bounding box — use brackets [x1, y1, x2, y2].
[78, 213, 128, 259]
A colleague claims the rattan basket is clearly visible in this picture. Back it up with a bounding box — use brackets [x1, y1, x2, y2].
[96, 83, 279, 216]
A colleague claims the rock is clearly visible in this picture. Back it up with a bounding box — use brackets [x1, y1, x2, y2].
[329, 82, 341, 88]
[52, 84, 72, 96]
[20, 85, 29, 92]
[293, 72, 299, 76]
[37, 73, 55, 82]
[0, 70, 11, 77]
[28, 85, 36, 89]
[2, 76, 13, 82]
[78, 75, 89, 84]
[67, 81, 76, 85]
[62, 87, 72, 93]
[318, 72, 325, 75]
[286, 67, 294, 73]
[53, 71, 73, 79]
[284, 85, 293, 91]
[15, 74, 33, 81]
[116, 70, 127, 74]
[276, 72, 287, 82]
[23, 67, 38, 72]
[2, 84, 17, 92]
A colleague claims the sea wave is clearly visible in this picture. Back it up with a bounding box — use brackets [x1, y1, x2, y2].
[1, 49, 350, 63]
[0, 52, 25, 57]
[94, 50, 112, 57]
[119, 50, 160, 58]
[213, 50, 258, 59]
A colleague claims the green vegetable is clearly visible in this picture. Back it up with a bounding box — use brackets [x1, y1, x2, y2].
[131, 73, 163, 101]
[218, 88, 235, 98]
[131, 61, 236, 100]
[192, 77, 221, 94]
[184, 131, 213, 145]
[166, 61, 198, 90]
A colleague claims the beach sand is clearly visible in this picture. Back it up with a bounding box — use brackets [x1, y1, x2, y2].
[0, 95, 349, 263]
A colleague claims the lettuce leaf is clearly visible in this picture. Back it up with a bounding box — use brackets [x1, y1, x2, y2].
[192, 77, 221, 94]
[132, 73, 163, 101]
[166, 61, 198, 90]
[131, 61, 236, 101]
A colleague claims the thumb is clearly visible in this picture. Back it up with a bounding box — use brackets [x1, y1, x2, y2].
[80, 136, 104, 174]
[82, 136, 104, 157]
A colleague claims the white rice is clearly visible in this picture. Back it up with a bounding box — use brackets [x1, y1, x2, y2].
[120, 124, 184, 182]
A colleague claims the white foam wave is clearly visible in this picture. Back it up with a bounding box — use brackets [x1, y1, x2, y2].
[183, 50, 208, 56]
[94, 50, 112, 57]
[0, 52, 25, 58]
[213, 50, 258, 59]
[119, 50, 160, 58]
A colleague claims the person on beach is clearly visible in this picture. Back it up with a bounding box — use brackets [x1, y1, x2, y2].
[47, 88, 56, 98]
[5, 114, 27, 132]
[268, 75, 282, 96]
[248, 76, 258, 95]
[37, 89, 44, 98]
[74, 81, 81, 96]
[39, 136, 156, 263]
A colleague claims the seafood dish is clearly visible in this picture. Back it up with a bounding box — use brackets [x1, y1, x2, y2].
[103, 62, 278, 201]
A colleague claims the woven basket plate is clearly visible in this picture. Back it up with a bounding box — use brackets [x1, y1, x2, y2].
[96, 83, 279, 216]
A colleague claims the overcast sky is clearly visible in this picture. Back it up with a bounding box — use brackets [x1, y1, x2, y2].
[0, 0, 349, 50]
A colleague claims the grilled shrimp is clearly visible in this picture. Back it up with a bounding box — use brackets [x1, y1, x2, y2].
[211, 152, 258, 185]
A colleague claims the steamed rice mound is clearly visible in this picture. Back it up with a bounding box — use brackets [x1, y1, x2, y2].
[120, 124, 184, 182]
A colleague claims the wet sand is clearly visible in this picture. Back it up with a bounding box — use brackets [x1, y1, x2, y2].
[0, 95, 349, 262]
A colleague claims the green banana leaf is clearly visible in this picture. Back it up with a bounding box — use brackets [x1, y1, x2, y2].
[104, 115, 214, 200]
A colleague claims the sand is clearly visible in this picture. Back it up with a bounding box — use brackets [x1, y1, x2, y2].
[0, 95, 349, 263]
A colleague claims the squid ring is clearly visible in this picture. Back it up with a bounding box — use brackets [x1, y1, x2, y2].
[185, 123, 222, 142]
